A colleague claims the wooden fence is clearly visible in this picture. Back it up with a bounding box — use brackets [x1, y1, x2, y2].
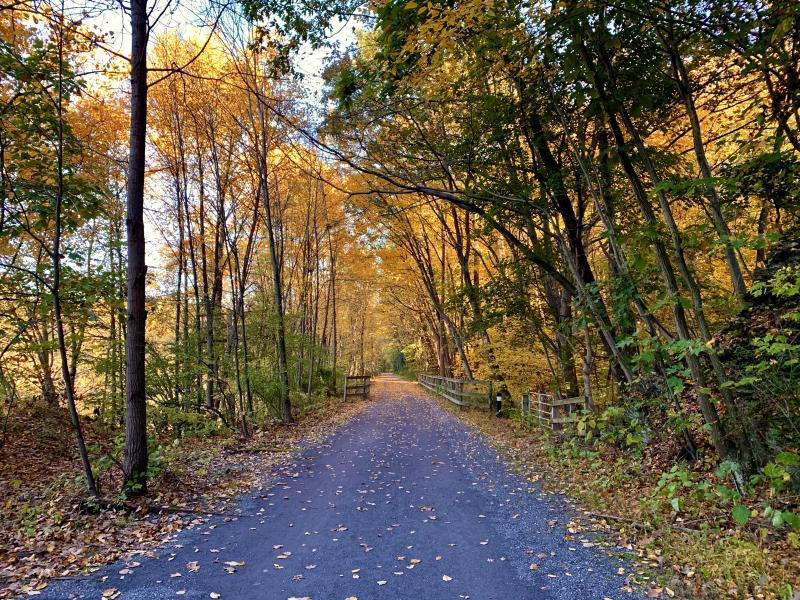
[417, 374, 587, 426]
[343, 375, 371, 401]
[417, 374, 493, 409]
[521, 392, 587, 430]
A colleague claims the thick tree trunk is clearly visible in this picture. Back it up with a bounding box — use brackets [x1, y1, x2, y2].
[37, 352, 58, 405]
[122, 0, 149, 495]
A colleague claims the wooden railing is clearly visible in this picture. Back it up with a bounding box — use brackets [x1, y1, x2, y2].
[343, 375, 371, 401]
[418, 374, 493, 409]
[521, 392, 586, 430]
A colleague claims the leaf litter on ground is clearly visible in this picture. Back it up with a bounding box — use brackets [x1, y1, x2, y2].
[0, 395, 369, 598]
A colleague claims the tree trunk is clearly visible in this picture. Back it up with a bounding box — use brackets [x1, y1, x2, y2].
[256, 102, 293, 424]
[122, 0, 149, 495]
[54, 18, 98, 498]
[329, 236, 338, 394]
[664, 39, 747, 301]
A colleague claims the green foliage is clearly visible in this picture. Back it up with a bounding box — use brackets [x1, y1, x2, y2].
[752, 452, 799, 493]
[241, 0, 363, 75]
[94, 435, 177, 501]
[149, 405, 227, 438]
[732, 504, 750, 525]
[249, 366, 287, 421]
[575, 405, 648, 453]
[654, 465, 720, 515]
[724, 152, 800, 215]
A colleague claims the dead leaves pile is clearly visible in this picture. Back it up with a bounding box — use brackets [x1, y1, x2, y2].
[0, 395, 369, 598]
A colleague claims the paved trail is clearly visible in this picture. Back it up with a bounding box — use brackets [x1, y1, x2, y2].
[44, 376, 636, 600]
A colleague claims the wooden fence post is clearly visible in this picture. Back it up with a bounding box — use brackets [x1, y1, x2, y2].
[537, 393, 543, 423]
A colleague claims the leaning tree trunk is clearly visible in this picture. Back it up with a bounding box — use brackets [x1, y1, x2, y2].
[664, 41, 746, 301]
[53, 17, 98, 498]
[578, 38, 731, 463]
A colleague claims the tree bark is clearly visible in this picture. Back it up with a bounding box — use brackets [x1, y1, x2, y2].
[255, 100, 293, 423]
[122, 0, 149, 495]
[663, 37, 747, 301]
[54, 16, 98, 497]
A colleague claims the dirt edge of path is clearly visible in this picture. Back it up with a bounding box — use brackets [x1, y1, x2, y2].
[0, 394, 372, 599]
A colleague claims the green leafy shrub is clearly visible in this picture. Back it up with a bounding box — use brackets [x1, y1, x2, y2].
[575, 405, 648, 453]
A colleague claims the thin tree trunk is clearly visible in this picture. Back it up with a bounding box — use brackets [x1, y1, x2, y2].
[53, 16, 98, 497]
[255, 100, 292, 423]
[329, 235, 338, 394]
[664, 38, 747, 301]
[593, 35, 760, 468]
[173, 174, 184, 407]
[109, 219, 118, 421]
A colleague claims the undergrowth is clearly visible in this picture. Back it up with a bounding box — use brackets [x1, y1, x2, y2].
[437, 397, 799, 599]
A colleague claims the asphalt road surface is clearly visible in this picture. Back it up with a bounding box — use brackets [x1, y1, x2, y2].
[41, 375, 637, 600]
